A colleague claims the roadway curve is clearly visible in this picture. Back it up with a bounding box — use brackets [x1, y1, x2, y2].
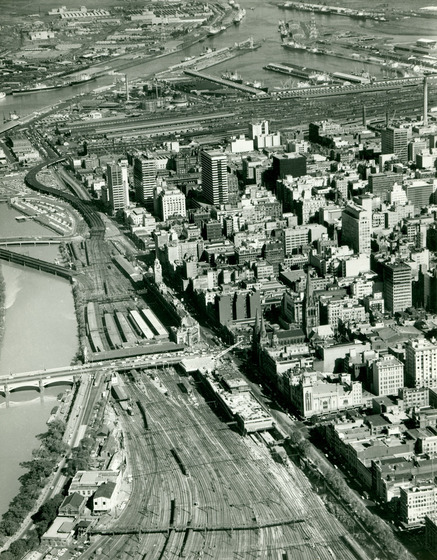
[25, 159, 105, 239]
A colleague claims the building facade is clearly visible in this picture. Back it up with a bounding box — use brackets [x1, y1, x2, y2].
[201, 150, 229, 206]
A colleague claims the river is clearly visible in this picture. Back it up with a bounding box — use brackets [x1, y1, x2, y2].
[1, 0, 437, 120]
[0, 0, 436, 525]
[0, 204, 77, 516]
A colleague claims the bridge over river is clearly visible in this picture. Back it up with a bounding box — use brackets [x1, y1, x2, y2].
[0, 247, 76, 279]
[0, 349, 212, 397]
[0, 236, 79, 246]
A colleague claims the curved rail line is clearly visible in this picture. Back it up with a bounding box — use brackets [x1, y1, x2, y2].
[25, 159, 106, 239]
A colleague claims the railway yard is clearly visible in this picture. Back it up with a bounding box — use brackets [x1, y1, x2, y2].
[50, 77, 437, 154]
[82, 367, 367, 560]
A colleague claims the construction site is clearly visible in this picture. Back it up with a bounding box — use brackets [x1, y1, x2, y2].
[82, 365, 368, 560]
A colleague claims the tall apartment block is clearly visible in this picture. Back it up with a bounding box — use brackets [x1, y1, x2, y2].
[381, 127, 408, 163]
[133, 156, 156, 207]
[382, 261, 412, 314]
[201, 150, 229, 206]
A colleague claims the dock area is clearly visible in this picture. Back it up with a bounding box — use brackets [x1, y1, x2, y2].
[183, 69, 268, 95]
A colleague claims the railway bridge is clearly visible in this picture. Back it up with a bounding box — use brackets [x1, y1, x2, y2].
[0, 247, 76, 279]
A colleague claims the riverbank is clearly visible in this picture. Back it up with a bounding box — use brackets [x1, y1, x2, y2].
[70, 279, 86, 365]
[0, 419, 68, 556]
[0, 266, 5, 349]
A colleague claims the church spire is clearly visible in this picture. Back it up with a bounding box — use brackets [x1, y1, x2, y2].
[260, 313, 267, 339]
[305, 266, 313, 302]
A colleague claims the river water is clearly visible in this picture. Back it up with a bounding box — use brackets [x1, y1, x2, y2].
[0, 204, 77, 516]
[1, 0, 437, 120]
[0, 0, 436, 524]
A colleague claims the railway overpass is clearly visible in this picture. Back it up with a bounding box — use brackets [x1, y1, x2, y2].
[0, 247, 76, 279]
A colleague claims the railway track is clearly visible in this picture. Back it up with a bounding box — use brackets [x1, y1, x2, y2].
[85, 369, 371, 559]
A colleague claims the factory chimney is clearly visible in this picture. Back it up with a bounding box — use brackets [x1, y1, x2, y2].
[125, 74, 129, 102]
[362, 105, 367, 127]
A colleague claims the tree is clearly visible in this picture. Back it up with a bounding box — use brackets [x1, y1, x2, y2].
[297, 439, 310, 456]
[0, 551, 15, 560]
[0, 514, 20, 537]
[9, 539, 28, 558]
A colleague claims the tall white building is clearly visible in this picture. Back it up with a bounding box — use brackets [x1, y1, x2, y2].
[372, 355, 404, 396]
[156, 186, 186, 221]
[249, 120, 269, 138]
[107, 163, 129, 212]
[341, 203, 371, 255]
[119, 158, 129, 198]
[405, 338, 437, 388]
[400, 485, 437, 526]
[201, 150, 228, 206]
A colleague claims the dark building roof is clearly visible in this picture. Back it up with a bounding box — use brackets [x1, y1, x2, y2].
[94, 481, 116, 500]
[61, 493, 86, 509]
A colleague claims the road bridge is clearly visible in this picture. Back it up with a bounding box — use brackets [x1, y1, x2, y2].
[0, 350, 212, 392]
[0, 373, 75, 397]
[0, 247, 76, 279]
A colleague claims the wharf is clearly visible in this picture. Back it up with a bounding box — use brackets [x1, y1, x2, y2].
[279, 1, 387, 21]
[183, 70, 268, 95]
[264, 62, 312, 80]
[275, 76, 423, 98]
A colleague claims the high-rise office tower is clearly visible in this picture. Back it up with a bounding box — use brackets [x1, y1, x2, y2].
[341, 203, 372, 255]
[133, 156, 156, 207]
[156, 186, 186, 221]
[368, 172, 402, 202]
[107, 163, 128, 212]
[381, 127, 408, 163]
[249, 120, 269, 139]
[382, 261, 412, 314]
[201, 150, 229, 206]
[405, 338, 437, 388]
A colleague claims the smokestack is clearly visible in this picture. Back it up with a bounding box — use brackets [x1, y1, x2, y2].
[125, 74, 129, 102]
[385, 110, 389, 128]
[362, 105, 367, 127]
[424, 76, 428, 127]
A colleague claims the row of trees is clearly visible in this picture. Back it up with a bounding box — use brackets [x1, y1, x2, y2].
[0, 420, 67, 558]
[0, 495, 64, 560]
[70, 279, 85, 365]
[63, 431, 97, 478]
[287, 430, 413, 560]
[0, 268, 5, 348]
